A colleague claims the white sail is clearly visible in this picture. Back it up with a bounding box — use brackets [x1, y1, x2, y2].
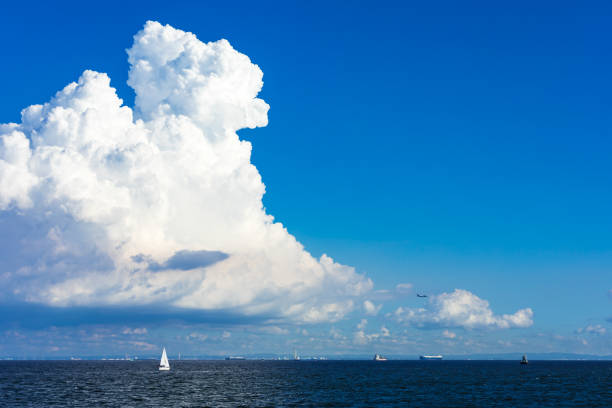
[159, 347, 170, 371]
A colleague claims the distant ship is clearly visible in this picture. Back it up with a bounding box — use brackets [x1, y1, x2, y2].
[225, 356, 246, 360]
[373, 354, 388, 361]
[158, 347, 170, 371]
[419, 355, 443, 360]
[520, 355, 528, 365]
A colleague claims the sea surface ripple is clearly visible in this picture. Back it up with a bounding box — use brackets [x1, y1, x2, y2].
[0, 360, 610, 407]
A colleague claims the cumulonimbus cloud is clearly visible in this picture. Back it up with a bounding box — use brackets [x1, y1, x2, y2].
[394, 289, 533, 329]
[0, 21, 372, 323]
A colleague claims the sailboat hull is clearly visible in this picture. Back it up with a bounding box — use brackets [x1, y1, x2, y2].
[159, 366, 170, 371]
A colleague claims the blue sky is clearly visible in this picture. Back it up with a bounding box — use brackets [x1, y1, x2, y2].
[0, 1, 610, 358]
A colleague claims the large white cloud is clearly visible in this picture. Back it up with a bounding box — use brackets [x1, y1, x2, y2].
[394, 289, 533, 329]
[0, 21, 372, 323]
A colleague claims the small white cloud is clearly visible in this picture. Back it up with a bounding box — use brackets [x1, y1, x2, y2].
[122, 327, 147, 335]
[394, 289, 533, 329]
[357, 319, 368, 330]
[353, 326, 389, 345]
[186, 332, 208, 342]
[329, 327, 345, 340]
[576, 324, 606, 335]
[553, 334, 565, 341]
[4, 330, 25, 339]
[442, 329, 456, 339]
[353, 330, 370, 345]
[258, 326, 289, 335]
[363, 300, 382, 316]
[128, 341, 156, 350]
[396, 283, 413, 294]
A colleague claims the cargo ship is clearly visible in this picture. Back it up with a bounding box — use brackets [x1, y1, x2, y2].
[419, 355, 443, 360]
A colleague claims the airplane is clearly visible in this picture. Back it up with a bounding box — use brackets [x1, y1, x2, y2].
[416, 294, 428, 298]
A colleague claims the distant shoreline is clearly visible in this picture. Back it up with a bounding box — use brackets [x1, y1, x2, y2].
[2, 356, 611, 362]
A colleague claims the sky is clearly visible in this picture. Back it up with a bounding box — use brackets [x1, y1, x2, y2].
[0, 0, 610, 358]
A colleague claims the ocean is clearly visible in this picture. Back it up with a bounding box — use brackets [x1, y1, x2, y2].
[1, 360, 610, 407]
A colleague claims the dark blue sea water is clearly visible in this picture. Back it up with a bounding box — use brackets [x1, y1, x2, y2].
[1, 360, 610, 407]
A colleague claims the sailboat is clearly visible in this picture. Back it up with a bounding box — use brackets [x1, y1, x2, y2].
[159, 347, 170, 371]
[520, 354, 528, 365]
